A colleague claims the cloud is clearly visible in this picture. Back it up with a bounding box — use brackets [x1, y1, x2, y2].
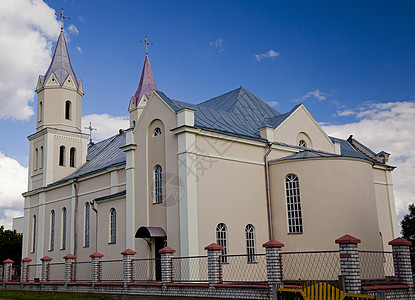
[337, 109, 355, 116]
[67, 24, 79, 35]
[209, 38, 224, 52]
[322, 101, 415, 225]
[76, 46, 82, 53]
[266, 101, 279, 107]
[296, 89, 328, 102]
[254, 50, 280, 61]
[0, 152, 27, 229]
[0, 0, 60, 120]
[78, 16, 87, 24]
[82, 114, 130, 142]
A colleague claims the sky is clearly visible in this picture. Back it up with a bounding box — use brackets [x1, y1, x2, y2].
[0, 0, 414, 230]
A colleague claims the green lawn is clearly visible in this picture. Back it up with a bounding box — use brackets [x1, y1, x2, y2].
[0, 290, 111, 300]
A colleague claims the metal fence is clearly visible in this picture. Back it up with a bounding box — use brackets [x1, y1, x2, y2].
[359, 251, 396, 285]
[281, 251, 341, 285]
[10, 265, 21, 282]
[0, 265, 3, 282]
[48, 262, 65, 282]
[410, 251, 415, 280]
[100, 259, 124, 282]
[131, 258, 160, 282]
[26, 264, 42, 282]
[220, 254, 267, 284]
[73, 261, 92, 282]
[172, 255, 208, 283]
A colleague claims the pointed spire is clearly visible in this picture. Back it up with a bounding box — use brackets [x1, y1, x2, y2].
[42, 31, 79, 88]
[132, 55, 157, 106]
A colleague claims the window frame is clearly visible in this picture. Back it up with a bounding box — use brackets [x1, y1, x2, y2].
[245, 224, 256, 263]
[59, 145, 66, 166]
[154, 165, 163, 204]
[32, 215, 37, 253]
[65, 100, 71, 120]
[109, 208, 116, 244]
[84, 202, 90, 247]
[285, 174, 303, 234]
[216, 223, 228, 263]
[69, 147, 76, 168]
[153, 127, 162, 137]
[299, 140, 307, 147]
[61, 207, 67, 250]
[50, 210, 55, 251]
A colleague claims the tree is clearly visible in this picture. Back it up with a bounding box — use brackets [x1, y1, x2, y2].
[0, 226, 22, 265]
[401, 204, 415, 250]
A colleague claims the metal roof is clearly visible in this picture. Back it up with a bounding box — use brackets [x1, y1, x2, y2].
[132, 55, 157, 106]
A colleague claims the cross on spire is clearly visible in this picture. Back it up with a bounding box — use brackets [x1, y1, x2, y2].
[84, 122, 97, 144]
[140, 36, 153, 56]
[55, 8, 70, 31]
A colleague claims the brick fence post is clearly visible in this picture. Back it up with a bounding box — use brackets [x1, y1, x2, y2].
[40, 256, 52, 283]
[3, 259, 14, 283]
[205, 243, 223, 288]
[21, 257, 32, 283]
[263, 240, 284, 290]
[335, 234, 361, 294]
[122, 249, 136, 286]
[389, 237, 413, 286]
[159, 246, 175, 287]
[63, 254, 76, 284]
[90, 252, 104, 285]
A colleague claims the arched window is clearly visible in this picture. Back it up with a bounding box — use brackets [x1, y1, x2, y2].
[84, 202, 90, 247]
[38, 101, 43, 123]
[50, 210, 55, 251]
[39, 146, 43, 169]
[34, 148, 38, 170]
[154, 165, 163, 203]
[70, 147, 76, 168]
[154, 127, 162, 136]
[109, 208, 116, 244]
[59, 146, 66, 166]
[62, 207, 67, 250]
[32, 215, 37, 253]
[285, 174, 303, 233]
[299, 140, 307, 147]
[216, 223, 228, 262]
[65, 100, 71, 120]
[245, 224, 256, 262]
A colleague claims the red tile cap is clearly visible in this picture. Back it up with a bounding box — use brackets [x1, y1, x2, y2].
[3, 259, 14, 263]
[335, 234, 361, 244]
[21, 257, 32, 263]
[121, 249, 137, 255]
[41, 256, 52, 261]
[204, 243, 224, 251]
[262, 240, 284, 248]
[63, 254, 76, 259]
[89, 252, 104, 258]
[159, 247, 176, 254]
[389, 237, 412, 246]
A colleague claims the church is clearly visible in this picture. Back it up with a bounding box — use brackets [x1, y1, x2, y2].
[22, 28, 398, 266]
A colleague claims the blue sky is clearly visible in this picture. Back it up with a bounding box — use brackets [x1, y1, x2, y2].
[0, 0, 414, 228]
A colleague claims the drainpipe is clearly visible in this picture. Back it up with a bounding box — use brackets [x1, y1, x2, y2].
[264, 142, 273, 240]
[73, 178, 78, 257]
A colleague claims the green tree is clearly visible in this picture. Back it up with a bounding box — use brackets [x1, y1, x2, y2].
[401, 203, 415, 250]
[0, 226, 22, 265]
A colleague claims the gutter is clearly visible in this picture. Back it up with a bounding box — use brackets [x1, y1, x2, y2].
[264, 142, 273, 240]
[73, 178, 78, 257]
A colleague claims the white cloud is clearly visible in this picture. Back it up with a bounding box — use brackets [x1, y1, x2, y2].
[67, 24, 79, 35]
[254, 49, 280, 61]
[76, 46, 82, 53]
[210, 38, 224, 52]
[266, 101, 279, 107]
[337, 109, 356, 116]
[0, 152, 27, 229]
[322, 101, 415, 226]
[82, 114, 130, 142]
[0, 0, 60, 120]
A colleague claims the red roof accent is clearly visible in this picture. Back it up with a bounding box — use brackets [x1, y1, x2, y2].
[63, 254, 76, 259]
[389, 237, 412, 246]
[121, 249, 137, 255]
[132, 55, 158, 106]
[335, 234, 361, 244]
[159, 247, 176, 254]
[262, 240, 284, 248]
[41, 256, 52, 261]
[21, 257, 32, 262]
[204, 243, 224, 251]
[89, 252, 104, 258]
[3, 259, 14, 263]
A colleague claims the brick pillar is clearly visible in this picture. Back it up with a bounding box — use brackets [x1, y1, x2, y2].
[63, 254, 76, 284]
[122, 249, 136, 286]
[205, 243, 223, 288]
[40, 256, 52, 283]
[90, 252, 104, 285]
[3, 259, 14, 283]
[21, 257, 32, 283]
[159, 247, 175, 286]
[335, 234, 361, 294]
[389, 237, 413, 286]
[263, 240, 284, 290]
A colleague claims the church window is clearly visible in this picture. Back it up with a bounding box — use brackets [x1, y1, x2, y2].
[34, 148, 38, 171]
[245, 224, 256, 263]
[59, 146, 66, 166]
[39, 147, 43, 169]
[65, 101, 71, 120]
[38, 102, 43, 123]
[285, 174, 303, 234]
[50, 210, 55, 251]
[299, 140, 307, 147]
[216, 223, 228, 263]
[32, 215, 37, 253]
[70, 147, 76, 167]
[154, 127, 162, 136]
[109, 208, 116, 244]
[154, 165, 163, 203]
[61, 208, 67, 250]
[84, 202, 90, 247]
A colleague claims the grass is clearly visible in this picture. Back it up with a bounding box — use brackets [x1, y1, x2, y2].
[0, 290, 112, 299]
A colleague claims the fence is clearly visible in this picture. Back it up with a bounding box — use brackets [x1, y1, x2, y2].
[359, 251, 396, 285]
[73, 261, 92, 282]
[10, 265, 21, 282]
[172, 256, 208, 283]
[131, 258, 160, 282]
[100, 260, 123, 282]
[26, 264, 42, 282]
[48, 262, 65, 282]
[220, 254, 267, 284]
[410, 251, 415, 280]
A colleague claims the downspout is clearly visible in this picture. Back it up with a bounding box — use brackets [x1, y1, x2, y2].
[264, 142, 273, 240]
[73, 178, 78, 257]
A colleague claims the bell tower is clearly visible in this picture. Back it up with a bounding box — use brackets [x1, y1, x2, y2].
[27, 28, 89, 190]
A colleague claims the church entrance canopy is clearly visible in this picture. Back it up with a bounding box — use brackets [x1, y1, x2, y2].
[135, 226, 166, 239]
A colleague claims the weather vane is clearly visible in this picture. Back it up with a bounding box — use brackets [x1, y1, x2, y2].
[85, 122, 97, 144]
[140, 36, 153, 56]
[55, 8, 70, 31]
